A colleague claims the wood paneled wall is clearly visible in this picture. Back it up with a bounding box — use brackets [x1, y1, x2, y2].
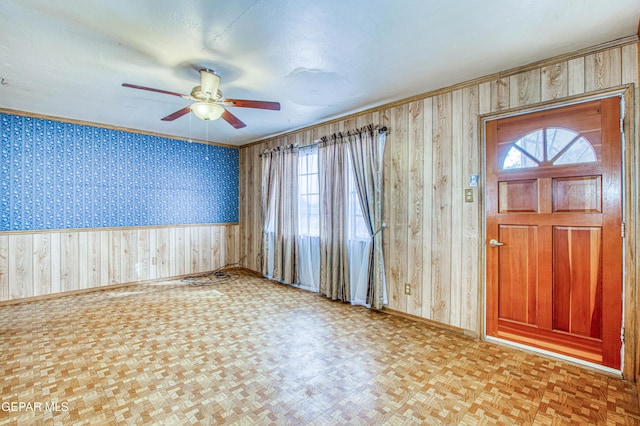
[0, 224, 239, 302]
[240, 39, 639, 375]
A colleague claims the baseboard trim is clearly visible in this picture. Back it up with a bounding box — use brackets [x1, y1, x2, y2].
[381, 308, 478, 339]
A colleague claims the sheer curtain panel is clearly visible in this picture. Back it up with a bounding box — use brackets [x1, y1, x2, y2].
[297, 146, 321, 292]
[318, 138, 350, 301]
[260, 145, 299, 284]
[347, 126, 387, 309]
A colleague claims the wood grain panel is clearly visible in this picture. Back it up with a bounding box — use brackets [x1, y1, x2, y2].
[552, 226, 602, 339]
[239, 147, 249, 269]
[148, 228, 157, 280]
[431, 93, 452, 323]
[78, 231, 88, 290]
[137, 229, 150, 281]
[181, 227, 192, 275]
[109, 230, 121, 284]
[191, 227, 201, 273]
[498, 225, 538, 325]
[173, 227, 185, 276]
[99, 230, 108, 286]
[9, 235, 33, 299]
[541, 62, 568, 101]
[60, 232, 78, 292]
[509, 69, 541, 107]
[33, 233, 51, 296]
[585, 48, 622, 92]
[250, 144, 262, 271]
[239, 146, 249, 268]
[620, 55, 636, 375]
[167, 226, 176, 274]
[491, 77, 510, 112]
[222, 225, 231, 268]
[388, 104, 409, 311]
[499, 180, 538, 212]
[450, 89, 464, 327]
[216, 225, 225, 269]
[553, 176, 602, 213]
[620, 43, 638, 85]
[50, 232, 61, 293]
[421, 98, 434, 320]
[233, 224, 240, 266]
[156, 228, 171, 277]
[407, 100, 424, 317]
[239, 147, 251, 269]
[478, 82, 492, 115]
[355, 112, 375, 129]
[200, 225, 213, 272]
[88, 231, 105, 287]
[342, 117, 356, 135]
[380, 107, 393, 307]
[567, 57, 586, 96]
[214, 225, 223, 269]
[120, 229, 138, 283]
[461, 86, 480, 331]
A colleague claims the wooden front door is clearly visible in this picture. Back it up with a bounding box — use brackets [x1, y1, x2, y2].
[485, 97, 623, 369]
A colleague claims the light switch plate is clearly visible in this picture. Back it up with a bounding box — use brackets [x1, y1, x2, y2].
[464, 189, 473, 202]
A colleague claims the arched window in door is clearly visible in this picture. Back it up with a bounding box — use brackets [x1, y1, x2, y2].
[503, 127, 597, 170]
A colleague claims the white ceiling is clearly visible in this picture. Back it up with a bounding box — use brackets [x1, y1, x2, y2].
[0, 1, 638, 146]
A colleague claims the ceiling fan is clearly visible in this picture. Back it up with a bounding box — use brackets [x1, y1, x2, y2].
[122, 69, 281, 129]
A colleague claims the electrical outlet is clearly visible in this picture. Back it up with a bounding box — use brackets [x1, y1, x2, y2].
[404, 283, 411, 295]
[152, 257, 157, 265]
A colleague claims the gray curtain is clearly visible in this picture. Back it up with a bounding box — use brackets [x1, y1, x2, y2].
[260, 145, 299, 284]
[347, 126, 387, 309]
[318, 137, 350, 301]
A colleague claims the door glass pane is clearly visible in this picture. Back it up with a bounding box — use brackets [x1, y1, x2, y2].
[553, 137, 597, 165]
[503, 130, 543, 170]
[503, 148, 539, 169]
[515, 130, 544, 161]
[546, 128, 578, 159]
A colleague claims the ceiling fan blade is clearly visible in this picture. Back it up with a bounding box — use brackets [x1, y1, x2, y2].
[122, 83, 186, 98]
[224, 99, 281, 111]
[221, 109, 246, 129]
[161, 106, 191, 121]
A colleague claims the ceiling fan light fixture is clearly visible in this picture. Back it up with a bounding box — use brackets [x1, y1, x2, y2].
[190, 102, 225, 121]
[199, 69, 221, 98]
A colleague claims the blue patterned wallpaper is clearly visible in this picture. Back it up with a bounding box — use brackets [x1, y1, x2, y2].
[0, 113, 238, 231]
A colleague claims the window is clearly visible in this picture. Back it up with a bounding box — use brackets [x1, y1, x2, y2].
[503, 127, 597, 170]
[298, 147, 319, 236]
[298, 147, 367, 239]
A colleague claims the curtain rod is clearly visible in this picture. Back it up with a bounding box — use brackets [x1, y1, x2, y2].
[260, 125, 387, 157]
[309, 125, 388, 147]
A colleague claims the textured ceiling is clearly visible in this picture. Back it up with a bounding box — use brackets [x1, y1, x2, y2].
[0, 0, 638, 146]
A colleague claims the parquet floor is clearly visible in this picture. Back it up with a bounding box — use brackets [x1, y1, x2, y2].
[1, 269, 639, 425]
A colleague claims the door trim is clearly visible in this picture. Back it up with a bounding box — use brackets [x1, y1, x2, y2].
[485, 335, 622, 376]
[479, 86, 636, 379]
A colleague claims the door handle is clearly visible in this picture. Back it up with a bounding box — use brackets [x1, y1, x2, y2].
[489, 239, 504, 247]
